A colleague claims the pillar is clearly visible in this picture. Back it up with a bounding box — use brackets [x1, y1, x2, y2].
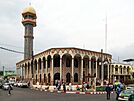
[51, 57, 54, 85]
[95, 61, 97, 78]
[88, 59, 91, 84]
[21, 66, 23, 80]
[71, 57, 74, 83]
[60, 58, 62, 81]
[81, 58, 83, 84]
[37, 61, 39, 82]
[41, 60, 44, 84]
[101, 49, 103, 85]
[45, 60, 48, 84]
[107, 64, 109, 83]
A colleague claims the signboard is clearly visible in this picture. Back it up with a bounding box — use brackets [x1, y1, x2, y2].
[4, 71, 16, 76]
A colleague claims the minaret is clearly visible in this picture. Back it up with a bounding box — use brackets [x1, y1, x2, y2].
[22, 6, 37, 59]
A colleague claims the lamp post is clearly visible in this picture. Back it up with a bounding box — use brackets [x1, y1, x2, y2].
[31, 51, 34, 85]
[3, 66, 5, 77]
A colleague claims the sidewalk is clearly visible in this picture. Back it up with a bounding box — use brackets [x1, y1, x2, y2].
[31, 84, 114, 95]
[53, 90, 114, 95]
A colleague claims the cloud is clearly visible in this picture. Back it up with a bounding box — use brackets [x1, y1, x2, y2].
[1, 0, 134, 70]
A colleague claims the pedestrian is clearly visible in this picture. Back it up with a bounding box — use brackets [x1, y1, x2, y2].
[116, 86, 121, 100]
[69, 82, 72, 91]
[63, 82, 66, 92]
[8, 84, 12, 95]
[105, 83, 112, 100]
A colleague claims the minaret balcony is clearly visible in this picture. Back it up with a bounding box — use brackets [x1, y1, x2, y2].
[22, 19, 36, 26]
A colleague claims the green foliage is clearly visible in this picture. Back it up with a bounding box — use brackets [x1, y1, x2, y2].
[96, 86, 106, 91]
[0, 71, 3, 76]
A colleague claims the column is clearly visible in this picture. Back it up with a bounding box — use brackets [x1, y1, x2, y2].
[113, 66, 115, 74]
[37, 61, 39, 82]
[88, 59, 91, 84]
[41, 60, 43, 84]
[71, 57, 74, 83]
[107, 64, 109, 83]
[81, 58, 83, 84]
[95, 61, 97, 78]
[101, 49, 103, 85]
[51, 57, 54, 85]
[101, 61, 104, 86]
[118, 66, 120, 74]
[29, 63, 32, 78]
[45, 60, 48, 84]
[60, 58, 62, 82]
[27, 65, 28, 80]
[21, 66, 23, 80]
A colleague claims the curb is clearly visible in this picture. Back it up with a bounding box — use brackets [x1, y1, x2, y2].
[32, 87, 114, 95]
[65, 91, 113, 95]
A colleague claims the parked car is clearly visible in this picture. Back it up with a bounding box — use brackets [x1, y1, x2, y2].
[128, 94, 134, 101]
[17, 81, 28, 88]
[118, 89, 134, 101]
[2, 83, 13, 90]
[126, 84, 134, 90]
[9, 80, 15, 86]
[21, 81, 28, 88]
[14, 82, 18, 87]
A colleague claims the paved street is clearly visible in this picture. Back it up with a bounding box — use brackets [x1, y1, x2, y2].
[0, 87, 116, 101]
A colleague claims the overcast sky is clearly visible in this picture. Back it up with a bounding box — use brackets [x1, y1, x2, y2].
[0, 0, 134, 70]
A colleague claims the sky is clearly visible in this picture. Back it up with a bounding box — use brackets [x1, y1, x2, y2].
[0, 0, 134, 70]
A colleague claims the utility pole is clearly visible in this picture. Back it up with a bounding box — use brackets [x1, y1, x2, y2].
[101, 49, 103, 86]
[105, 15, 107, 53]
[3, 66, 5, 77]
[31, 50, 34, 85]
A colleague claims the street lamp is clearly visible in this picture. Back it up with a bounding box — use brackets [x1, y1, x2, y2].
[31, 51, 34, 85]
[3, 66, 5, 77]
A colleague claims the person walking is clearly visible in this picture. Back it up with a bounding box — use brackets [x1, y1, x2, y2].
[116, 86, 121, 100]
[8, 84, 12, 95]
[63, 82, 66, 93]
[105, 83, 112, 100]
[69, 82, 72, 91]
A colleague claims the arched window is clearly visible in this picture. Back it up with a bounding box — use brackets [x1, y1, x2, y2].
[54, 55, 60, 67]
[66, 58, 71, 67]
[43, 57, 46, 69]
[74, 59, 78, 68]
[38, 58, 41, 70]
[47, 56, 51, 68]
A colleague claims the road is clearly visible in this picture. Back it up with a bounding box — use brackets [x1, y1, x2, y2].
[0, 87, 116, 101]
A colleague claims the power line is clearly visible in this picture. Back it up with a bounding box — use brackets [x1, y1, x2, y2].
[0, 46, 24, 54]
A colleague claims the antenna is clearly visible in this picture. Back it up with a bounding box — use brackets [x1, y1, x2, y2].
[105, 14, 107, 53]
[29, 2, 31, 6]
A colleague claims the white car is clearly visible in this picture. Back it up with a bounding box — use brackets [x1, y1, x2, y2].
[21, 81, 28, 87]
[2, 83, 13, 90]
[17, 81, 28, 88]
[17, 81, 23, 87]
[126, 84, 134, 90]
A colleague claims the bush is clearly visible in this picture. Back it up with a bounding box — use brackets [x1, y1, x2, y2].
[96, 86, 106, 91]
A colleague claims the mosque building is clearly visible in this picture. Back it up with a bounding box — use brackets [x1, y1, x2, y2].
[16, 6, 132, 85]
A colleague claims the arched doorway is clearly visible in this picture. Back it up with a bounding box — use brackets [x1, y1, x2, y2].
[74, 73, 78, 82]
[36, 75, 37, 83]
[54, 73, 60, 85]
[48, 73, 51, 84]
[66, 73, 71, 83]
[40, 74, 41, 84]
